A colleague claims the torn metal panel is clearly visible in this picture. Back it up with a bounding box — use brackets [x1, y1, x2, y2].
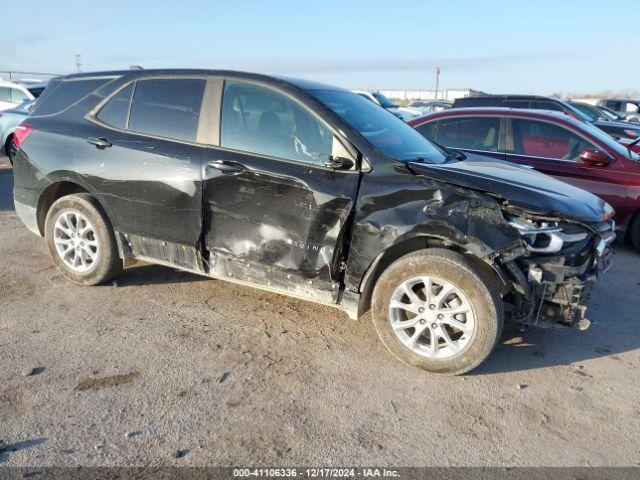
[345, 161, 523, 291]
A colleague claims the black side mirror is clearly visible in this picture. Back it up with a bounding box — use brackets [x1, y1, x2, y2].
[324, 155, 354, 170]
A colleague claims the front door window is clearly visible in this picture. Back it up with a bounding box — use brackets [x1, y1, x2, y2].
[220, 80, 333, 166]
[510, 119, 594, 161]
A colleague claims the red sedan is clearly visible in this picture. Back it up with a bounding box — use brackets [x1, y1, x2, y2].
[409, 107, 640, 250]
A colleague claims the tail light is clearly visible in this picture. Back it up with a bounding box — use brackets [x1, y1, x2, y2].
[13, 124, 33, 149]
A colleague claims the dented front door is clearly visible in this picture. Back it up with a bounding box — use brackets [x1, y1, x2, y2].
[201, 79, 360, 303]
[202, 149, 359, 303]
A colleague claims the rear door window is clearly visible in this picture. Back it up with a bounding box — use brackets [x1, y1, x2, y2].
[510, 119, 594, 161]
[96, 83, 135, 130]
[436, 116, 501, 152]
[127, 78, 206, 142]
[220, 80, 333, 166]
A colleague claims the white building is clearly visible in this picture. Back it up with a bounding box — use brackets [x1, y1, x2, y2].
[376, 88, 486, 102]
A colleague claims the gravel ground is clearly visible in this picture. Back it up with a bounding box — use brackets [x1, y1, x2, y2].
[1, 156, 639, 467]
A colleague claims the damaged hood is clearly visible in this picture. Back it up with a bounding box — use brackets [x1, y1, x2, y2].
[408, 157, 609, 223]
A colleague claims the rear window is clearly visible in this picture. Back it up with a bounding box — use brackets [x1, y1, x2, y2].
[127, 78, 206, 142]
[30, 77, 113, 116]
[436, 116, 500, 152]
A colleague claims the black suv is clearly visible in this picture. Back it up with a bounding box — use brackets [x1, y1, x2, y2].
[12, 70, 614, 374]
[453, 94, 640, 141]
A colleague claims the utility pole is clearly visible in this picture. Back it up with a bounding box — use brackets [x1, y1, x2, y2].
[74, 54, 82, 73]
[434, 66, 440, 100]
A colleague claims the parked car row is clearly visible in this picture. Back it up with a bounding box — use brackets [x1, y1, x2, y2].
[597, 99, 640, 123]
[0, 100, 33, 164]
[451, 94, 640, 142]
[0, 80, 45, 112]
[351, 90, 423, 121]
[409, 105, 640, 251]
[10, 69, 615, 375]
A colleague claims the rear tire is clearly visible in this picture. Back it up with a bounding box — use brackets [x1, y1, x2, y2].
[371, 249, 503, 375]
[44, 194, 122, 285]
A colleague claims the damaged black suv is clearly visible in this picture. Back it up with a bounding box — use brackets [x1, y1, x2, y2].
[13, 70, 615, 374]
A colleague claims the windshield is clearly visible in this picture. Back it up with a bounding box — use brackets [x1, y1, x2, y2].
[371, 92, 397, 108]
[578, 119, 640, 160]
[560, 100, 593, 122]
[311, 89, 448, 163]
[572, 103, 600, 121]
[598, 106, 619, 121]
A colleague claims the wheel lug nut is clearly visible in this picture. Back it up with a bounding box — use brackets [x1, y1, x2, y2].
[419, 319, 426, 325]
[418, 307, 425, 313]
[431, 323, 437, 329]
[437, 314, 444, 320]
[429, 304, 435, 310]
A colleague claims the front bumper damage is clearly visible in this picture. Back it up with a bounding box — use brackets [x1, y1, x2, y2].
[505, 220, 615, 330]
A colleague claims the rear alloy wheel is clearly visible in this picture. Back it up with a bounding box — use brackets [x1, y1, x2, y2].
[372, 249, 503, 375]
[52, 210, 100, 273]
[45, 194, 122, 285]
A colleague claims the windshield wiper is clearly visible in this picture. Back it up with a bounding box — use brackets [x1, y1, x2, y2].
[627, 137, 640, 157]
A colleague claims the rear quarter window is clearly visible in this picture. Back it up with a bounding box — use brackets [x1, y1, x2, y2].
[96, 83, 135, 130]
[30, 77, 114, 116]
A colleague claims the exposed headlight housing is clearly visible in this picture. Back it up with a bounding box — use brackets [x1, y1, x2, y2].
[507, 216, 589, 253]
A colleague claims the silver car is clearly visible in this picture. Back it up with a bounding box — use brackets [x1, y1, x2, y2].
[0, 100, 32, 164]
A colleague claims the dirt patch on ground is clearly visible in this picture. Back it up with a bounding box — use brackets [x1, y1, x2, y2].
[74, 371, 140, 392]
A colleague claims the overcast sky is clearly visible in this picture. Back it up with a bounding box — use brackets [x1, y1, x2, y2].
[1, 0, 638, 95]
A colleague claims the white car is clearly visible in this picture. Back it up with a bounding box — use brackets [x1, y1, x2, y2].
[0, 81, 36, 112]
[351, 90, 422, 121]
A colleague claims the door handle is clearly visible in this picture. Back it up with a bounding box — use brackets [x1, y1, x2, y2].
[207, 160, 244, 173]
[87, 137, 112, 149]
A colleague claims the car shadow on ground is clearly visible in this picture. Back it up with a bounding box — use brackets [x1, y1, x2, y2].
[112, 263, 207, 287]
[0, 165, 14, 212]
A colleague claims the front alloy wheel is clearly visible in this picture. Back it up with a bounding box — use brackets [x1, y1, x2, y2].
[388, 275, 475, 359]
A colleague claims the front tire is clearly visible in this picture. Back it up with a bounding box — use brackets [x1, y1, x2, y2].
[630, 214, 640, 252]
[44, 194, 122, 285]
[372, 249, 503, 375]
